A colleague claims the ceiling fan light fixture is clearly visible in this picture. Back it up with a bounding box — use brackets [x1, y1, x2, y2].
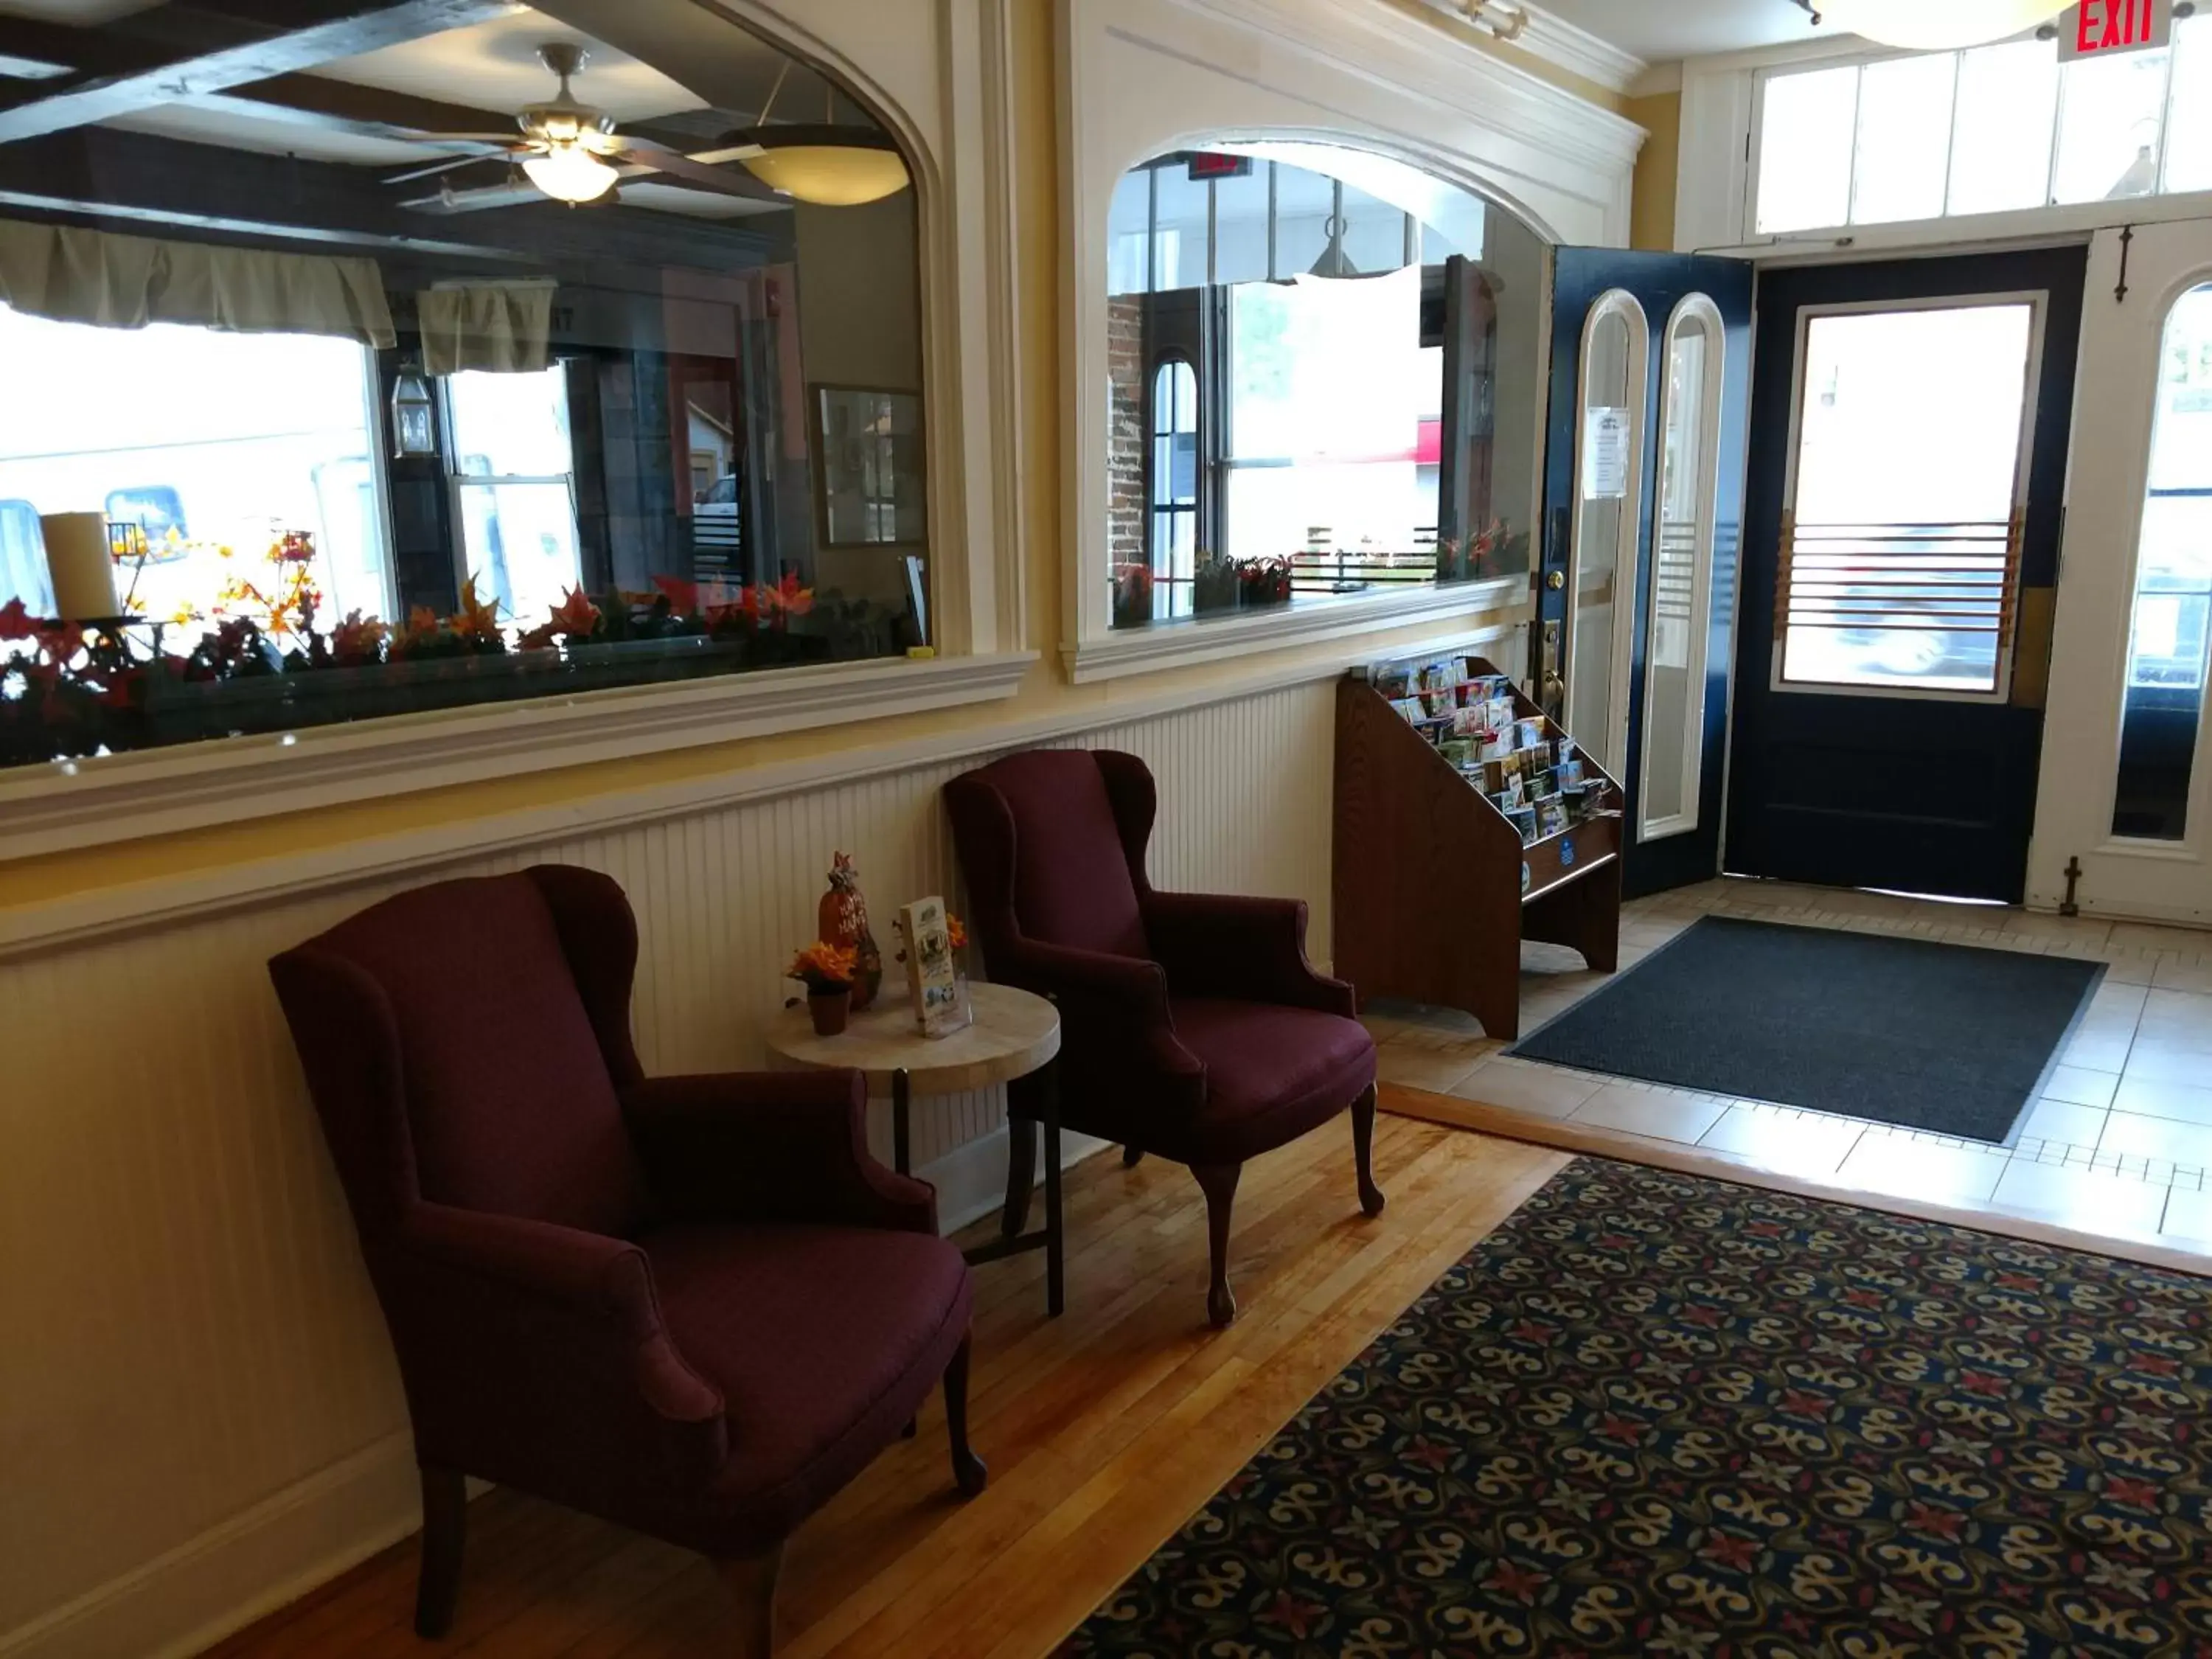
[523, 140, 619, 204]
[723, 125, 909, 207]
[1810, 0, 2071, 49]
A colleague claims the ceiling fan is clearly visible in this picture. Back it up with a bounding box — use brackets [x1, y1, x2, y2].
[385, 42, 782, 207]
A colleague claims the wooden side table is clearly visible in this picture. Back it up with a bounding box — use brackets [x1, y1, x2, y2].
[767, 982, 1066, 1315]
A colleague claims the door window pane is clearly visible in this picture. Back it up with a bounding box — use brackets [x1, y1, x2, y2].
[1781, 304, 2033, 695]
[2163, 14, 2212, 196]
[1570, 294, 1646, 769]
[1642, 306, 1718, 836]
[2052, 46, 2169, 204]
[2112, 283, 2212, 841]
[1151, 166, 1210, 291]
[1756, 66, 1859, 234]
[1852, 55, 1956, 226]
[1948, 41, 2061, 216]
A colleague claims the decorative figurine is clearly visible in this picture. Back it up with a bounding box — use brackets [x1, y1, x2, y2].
[818, 852, 884, 1011]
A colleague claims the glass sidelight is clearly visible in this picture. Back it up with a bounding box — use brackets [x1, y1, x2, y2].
[2112, 282, 2212, 841]
[1568, 289, 1649, 771]
[1640, 296, 1725, 840]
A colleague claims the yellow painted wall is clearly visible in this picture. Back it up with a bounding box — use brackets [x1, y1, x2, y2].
[0, 0, 1615, 914]
[1626, 90, 1681, 252]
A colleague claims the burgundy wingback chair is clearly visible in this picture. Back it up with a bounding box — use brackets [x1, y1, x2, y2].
[268, 866, 981, 1657]
[945, 749, 1382, 1326]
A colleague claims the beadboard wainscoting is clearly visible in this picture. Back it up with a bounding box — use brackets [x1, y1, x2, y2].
[0, 679, 1336, 1659]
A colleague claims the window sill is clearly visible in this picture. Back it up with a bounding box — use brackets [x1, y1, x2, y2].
[0, 649, 1038, 864]
[1061, 577, 1532, 684]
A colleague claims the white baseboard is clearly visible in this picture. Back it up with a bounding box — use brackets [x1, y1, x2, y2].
[0, 1432, 421, 1659]
[919, 1120, 1111, 1234]
[1, 1136, 1107, 1659]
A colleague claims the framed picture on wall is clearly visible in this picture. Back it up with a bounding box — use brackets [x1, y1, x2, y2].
[812, 383, 925, 547]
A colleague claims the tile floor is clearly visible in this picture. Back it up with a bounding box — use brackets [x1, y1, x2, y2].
[1368, 876, 2212, 1259]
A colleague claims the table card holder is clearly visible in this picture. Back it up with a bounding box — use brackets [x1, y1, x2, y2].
[895, 896, 973, 1037]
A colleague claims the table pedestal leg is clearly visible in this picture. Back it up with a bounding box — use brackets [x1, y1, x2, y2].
[893, 1068, 911, 1178]
[1043, 1059, 1063, 1318]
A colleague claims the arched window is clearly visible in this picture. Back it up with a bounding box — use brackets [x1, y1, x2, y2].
[1150, 357, 1200, 621]
[1640, 294, 1725, 841]
[1568, 288, 1650, 773]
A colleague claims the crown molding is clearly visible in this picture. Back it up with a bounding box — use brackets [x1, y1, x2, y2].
[1405, 0, 1649, 96]
[1512, 3, 1649, 95]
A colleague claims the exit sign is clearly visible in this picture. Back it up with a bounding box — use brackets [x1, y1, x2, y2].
[2058, 0, 2171, 60]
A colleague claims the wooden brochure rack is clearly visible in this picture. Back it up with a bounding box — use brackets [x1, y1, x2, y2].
[1333, 655, 1623, 1040]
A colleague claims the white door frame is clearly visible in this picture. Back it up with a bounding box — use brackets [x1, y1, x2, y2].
[2029, 220, 2212, 924]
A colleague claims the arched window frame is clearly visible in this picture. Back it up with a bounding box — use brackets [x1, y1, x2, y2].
[1567, 286, 1651, 776]
[1638, 293, 1726, 843]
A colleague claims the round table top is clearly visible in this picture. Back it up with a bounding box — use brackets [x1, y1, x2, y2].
[765, 979, 1060, 1094]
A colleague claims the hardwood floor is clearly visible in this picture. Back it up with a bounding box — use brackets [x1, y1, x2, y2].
[204, 1112, 1566, 1659]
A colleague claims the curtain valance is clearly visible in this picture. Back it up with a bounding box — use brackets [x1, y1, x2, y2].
[0, 219, 396, 347]
[418, 279, 555, 376]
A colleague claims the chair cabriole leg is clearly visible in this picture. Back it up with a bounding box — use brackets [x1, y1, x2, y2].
[1192, 1163, 1242, 1327]
[945, 1332, 988, 1496]
[414, 1467, 466, 1638]
[720, 1542, 784, 1659]
[1352, 1084, 1385, 1217]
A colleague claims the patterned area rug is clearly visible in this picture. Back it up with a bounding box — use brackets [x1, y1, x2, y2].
[1057, 1160, 2212, 1658]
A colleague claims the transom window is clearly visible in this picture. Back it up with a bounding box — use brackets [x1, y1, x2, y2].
[1755, 14, 2212, 236]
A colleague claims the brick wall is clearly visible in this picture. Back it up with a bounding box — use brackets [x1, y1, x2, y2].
[1107, 294, 1146, 571]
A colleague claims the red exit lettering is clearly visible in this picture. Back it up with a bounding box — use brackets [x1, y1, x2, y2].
[2062, 0, 2168, 60]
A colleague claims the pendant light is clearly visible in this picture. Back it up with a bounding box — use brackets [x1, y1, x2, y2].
[721, 62, 910, 208]
[1309, 180, 1361, 279]
[1802, 0, 2071, 49]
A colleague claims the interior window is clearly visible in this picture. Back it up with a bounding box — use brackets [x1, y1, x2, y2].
[1778, 302, 2034, 696]
[1102, 145, 1540, 633]
[2112, 282, 2212, 841]
[1568, 292, 1647, 770]
[0, 10, 930, 771]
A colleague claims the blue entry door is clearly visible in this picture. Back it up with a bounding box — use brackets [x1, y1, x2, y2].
[1539, 248, 1754, 899]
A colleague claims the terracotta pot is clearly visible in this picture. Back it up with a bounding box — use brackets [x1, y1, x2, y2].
[808, 986, 852, 1036]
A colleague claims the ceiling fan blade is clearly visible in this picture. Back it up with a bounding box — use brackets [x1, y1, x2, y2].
[611, 138, 785, 203]
[383, 150, 518, 186]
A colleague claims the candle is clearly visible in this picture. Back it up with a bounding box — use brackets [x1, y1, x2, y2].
[41, 512, 119, 619]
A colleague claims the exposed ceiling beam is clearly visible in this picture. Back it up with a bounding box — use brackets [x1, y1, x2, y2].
[0, 124, 782, 273]
[0, 0, 526, 147]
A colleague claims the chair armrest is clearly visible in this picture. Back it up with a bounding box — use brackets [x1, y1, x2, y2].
[389, 1203, 728, 1488]
[622, 1070, 938, 1234]
[1142, 891, 1356, 1016]
[994, 938, 1205, 1082]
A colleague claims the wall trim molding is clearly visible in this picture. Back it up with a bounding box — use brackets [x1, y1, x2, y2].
[0, 650, 1037, 866]
[0, 1432, 420, 1659]
[1062, 580, 1531, 683]
[0, 625, 1502, 961]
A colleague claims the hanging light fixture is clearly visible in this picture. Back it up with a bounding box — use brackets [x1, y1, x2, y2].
[1310, 215, 1359, 279]
[521, 139, 619, 204]
[720, 61, 909, 208]
[1795, 0, 2071, 49]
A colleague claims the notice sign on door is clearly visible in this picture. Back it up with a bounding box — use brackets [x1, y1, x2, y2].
[1582, 407, 1630, 501]
[2058, 0, 2168, 60]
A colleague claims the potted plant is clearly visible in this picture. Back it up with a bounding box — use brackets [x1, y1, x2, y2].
[1237, 556, 1293, 611]
[1192, 554, 1239, 616]
[788, 940, 860, 1035]
[1110, 562, 1153, 629]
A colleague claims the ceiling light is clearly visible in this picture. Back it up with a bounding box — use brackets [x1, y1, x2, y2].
[1806, 0, 2070, 49]
[1310, 215, 1360, 279]
[726, 125, 908, 207]
[522, 141, 619, 204]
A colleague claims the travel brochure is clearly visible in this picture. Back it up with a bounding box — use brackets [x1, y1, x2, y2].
[1368, 656, 1619, 848]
